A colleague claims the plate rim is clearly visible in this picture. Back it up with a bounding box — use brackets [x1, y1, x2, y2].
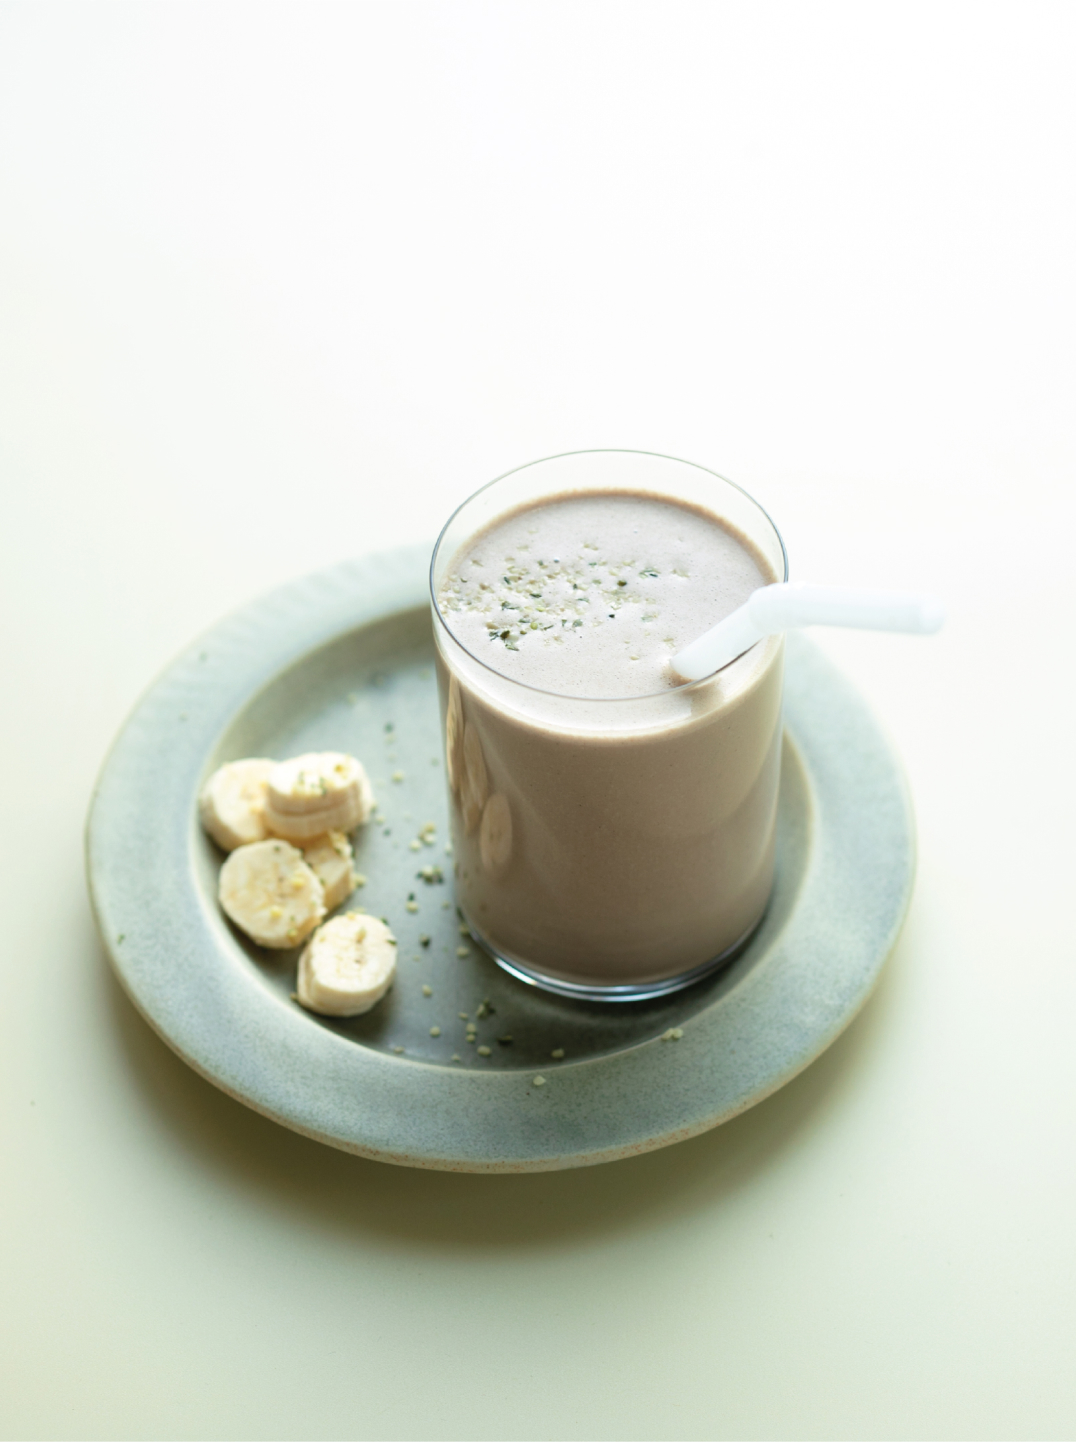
[86, 545, 916, 1173]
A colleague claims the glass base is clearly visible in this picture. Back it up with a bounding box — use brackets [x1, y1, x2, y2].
[462, 913, 764, 1003]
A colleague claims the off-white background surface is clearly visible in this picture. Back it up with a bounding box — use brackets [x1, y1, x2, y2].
[2, 4, 1074, 1438]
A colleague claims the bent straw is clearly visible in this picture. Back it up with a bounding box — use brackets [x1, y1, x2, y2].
[671, 583, 946, 682]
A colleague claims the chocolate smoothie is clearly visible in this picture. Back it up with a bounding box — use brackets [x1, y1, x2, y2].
[432, 477, 785, 995]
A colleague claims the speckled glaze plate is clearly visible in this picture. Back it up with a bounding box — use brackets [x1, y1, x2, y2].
[86, 546, 915, 1173]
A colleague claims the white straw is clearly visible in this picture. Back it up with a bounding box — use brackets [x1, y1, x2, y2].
[671, 583, 946, 682]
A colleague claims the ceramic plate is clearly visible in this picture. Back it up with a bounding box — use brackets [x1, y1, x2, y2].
[86, 546, 915, 1172]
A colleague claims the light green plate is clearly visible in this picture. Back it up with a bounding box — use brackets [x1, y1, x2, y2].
[86, 546, 915, 1173]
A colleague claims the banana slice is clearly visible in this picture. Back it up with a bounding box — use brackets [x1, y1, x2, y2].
[265, 752, 374, 841]
[480, 792, 513, 875]
[302, 830, 356, 910]
[296, 913, 397, 1017]
[218, 839, 326, 948]
[460, 723, 489, 835]
[199, 758, 275, 851]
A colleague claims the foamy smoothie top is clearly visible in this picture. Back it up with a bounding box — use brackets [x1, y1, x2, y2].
[437, 491, 774, 699]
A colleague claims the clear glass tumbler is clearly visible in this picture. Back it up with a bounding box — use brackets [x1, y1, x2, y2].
[430, 450, 788, 1000]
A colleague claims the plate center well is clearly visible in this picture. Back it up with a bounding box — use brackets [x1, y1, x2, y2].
[194, 607, 811, 1070]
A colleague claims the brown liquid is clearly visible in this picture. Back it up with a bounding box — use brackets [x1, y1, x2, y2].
[435, 491, 783, 990]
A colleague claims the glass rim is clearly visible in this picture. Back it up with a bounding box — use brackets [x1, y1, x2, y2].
[428, 448, 789, 705]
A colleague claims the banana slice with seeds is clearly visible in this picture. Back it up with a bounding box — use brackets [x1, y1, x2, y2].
[219, 839, 325, 948]
[265, 752, 374, 841]
[296, 913, 397, 1017]
[302, 830, 356, 910]
[199, 758, 275, 851]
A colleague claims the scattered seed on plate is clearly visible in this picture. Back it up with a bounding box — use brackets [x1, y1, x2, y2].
[458, 1012, 469, 1020]
[466, 1034, 476, 1044]
[430, 1026, 441, 1037]
[406, 899, 419, 911]
[660, 1027, 684, 1042]
[451, 1053, 461, 1062]
[409, 840, 422, 852]
[422, 984, 433, 996]
[420, 935, 431, 947]
[393, 1046, 405, 1054]
[551, 1048, 565, 1060]
[458, 923, 470, 935]
[392, 771, 405, 782]
[477, 1045, 491, 1057]
[354, 874, 367, 887]
[456, 946, 470, 958]
[532, 1076, 546, 1086]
